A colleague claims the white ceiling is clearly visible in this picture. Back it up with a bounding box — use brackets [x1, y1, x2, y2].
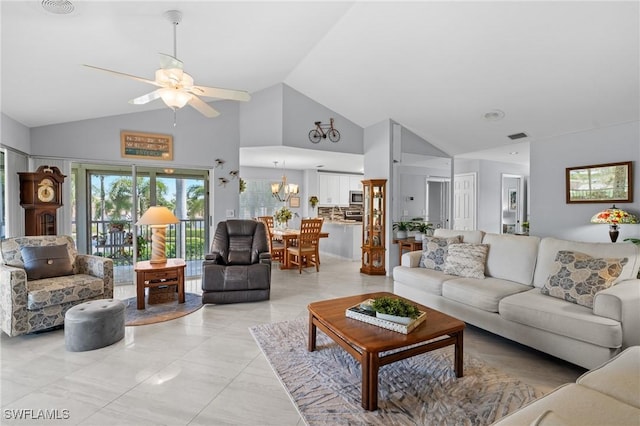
[2, 1, 638, 172]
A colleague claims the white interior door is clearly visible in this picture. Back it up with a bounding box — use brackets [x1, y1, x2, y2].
[453, 173, 476, 230]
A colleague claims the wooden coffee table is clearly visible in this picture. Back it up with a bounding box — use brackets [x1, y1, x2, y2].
[308, 291, 465, 411]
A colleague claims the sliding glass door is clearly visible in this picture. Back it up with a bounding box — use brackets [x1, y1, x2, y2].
[84, 166, 208, 284]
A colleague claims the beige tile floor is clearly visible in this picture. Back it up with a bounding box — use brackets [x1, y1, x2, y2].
[1, 256, 585, 425]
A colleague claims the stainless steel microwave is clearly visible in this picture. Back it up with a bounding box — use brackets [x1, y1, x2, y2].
[349, 190, 363, 204]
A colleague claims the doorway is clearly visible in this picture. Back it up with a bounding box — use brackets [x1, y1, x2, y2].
[425, 178, 451, 229]
[453, 173, 477, 230]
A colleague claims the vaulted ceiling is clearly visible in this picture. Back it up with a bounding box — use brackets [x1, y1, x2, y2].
[2, 1, 638, 168]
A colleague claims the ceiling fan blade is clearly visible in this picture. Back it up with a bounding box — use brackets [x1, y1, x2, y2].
[129, 90, 162, 105]
[159, 53, 184, 70]
[83, 64, 162, 87]
[188, 96, 220, 118]
[191, 85, 251, 102]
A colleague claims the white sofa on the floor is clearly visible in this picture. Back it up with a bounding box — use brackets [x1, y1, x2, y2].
[492, 346, 640, 425]
[393, 229, 640, 369]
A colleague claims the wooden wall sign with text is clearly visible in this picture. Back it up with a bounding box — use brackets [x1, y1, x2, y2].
[121, 131, 173, 161]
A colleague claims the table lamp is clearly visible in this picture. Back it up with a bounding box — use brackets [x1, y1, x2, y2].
[590, 205, 638, 243]
[136, 206, 180, 263]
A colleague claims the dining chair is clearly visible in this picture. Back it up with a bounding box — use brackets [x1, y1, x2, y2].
[259, 217, 285, 263]
[286, 218, 324, 273]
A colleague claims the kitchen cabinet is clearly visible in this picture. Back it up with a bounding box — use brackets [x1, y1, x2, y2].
[318, 173, 364, 207]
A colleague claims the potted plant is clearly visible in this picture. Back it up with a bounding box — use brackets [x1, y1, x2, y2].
[109, 219, 127, 232]
[370, 296, 421, 325]
[392, 221, 414, 239]
[412, 222, 433, 240]
[239, 177, 246, 194]
[309, 195, 319, 208]
[275, 206, 292, 228]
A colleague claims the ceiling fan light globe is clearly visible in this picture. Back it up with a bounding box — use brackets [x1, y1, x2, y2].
[159, 88, 192, 109]
[156, 68, 185, 86]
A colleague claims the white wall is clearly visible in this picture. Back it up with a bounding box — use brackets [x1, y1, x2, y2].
[530, 121, 640, 242]
[1, 113, 31, 154]
[239, 84, 283, 147]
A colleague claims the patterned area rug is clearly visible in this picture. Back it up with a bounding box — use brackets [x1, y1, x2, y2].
[250, 317, 542, 426]
[123, 293, 203, 326]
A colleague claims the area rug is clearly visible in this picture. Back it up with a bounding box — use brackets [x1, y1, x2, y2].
[250, 317, 542, 426]
[123, 293, 203, 326]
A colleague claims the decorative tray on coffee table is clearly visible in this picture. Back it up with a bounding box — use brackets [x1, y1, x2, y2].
[345, 299, 427, 334]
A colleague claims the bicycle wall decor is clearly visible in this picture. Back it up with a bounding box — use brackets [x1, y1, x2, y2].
[308, 118, 340, 143]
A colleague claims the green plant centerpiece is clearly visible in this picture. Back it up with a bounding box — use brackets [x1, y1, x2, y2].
[370, 296, 420, 324]
[275, 206, 292, 227]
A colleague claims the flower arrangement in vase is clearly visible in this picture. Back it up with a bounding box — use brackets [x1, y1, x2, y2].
[275, 206, 292, 228]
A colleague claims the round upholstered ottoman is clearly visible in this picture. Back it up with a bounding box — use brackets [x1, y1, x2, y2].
[64, 299, 125, 352]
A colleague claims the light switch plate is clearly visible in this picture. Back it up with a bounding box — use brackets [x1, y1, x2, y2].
[226, 209, 235, 218]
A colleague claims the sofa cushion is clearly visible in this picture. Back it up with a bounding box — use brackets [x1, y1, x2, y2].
[541, 250, 627, 309]
[529, 410, 568, 426]
[442, 277, 531, 312]
[1, 236, 78, 270]
[482, 233, 540, 285]
[443, 243, 489, 279]
[492, 383, 640, 426]
[499, 289, 622, 348]
[577, 346, 640, 409]
[434, 228, 484, 244]
[21, 245, 74, 280]
[533, 237, 639, 288]
[392, 266, 457, 296]
[26, 274, 105, 310]
[419, 235, 462, 270]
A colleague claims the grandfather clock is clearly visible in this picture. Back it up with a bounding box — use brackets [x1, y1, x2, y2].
[18, 165, 66, 236]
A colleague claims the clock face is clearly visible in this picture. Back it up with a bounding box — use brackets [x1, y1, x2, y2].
[37, 178, 56, 202]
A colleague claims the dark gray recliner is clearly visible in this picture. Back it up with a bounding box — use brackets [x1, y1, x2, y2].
[202, 220, 271, 304]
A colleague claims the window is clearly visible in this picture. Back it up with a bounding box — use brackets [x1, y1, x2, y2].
[0, 150, 5, 239]
[239, 179, 280, 219]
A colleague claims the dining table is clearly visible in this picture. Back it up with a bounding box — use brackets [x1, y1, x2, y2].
[271, 228, 329, 269]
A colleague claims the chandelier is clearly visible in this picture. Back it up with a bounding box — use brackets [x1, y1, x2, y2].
[271, 161, 299, 202]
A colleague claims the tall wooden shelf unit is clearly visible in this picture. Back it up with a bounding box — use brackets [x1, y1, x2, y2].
[360, 179, 387, 275]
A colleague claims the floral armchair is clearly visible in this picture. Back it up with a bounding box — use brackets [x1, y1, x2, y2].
[0, 235, 113, 337]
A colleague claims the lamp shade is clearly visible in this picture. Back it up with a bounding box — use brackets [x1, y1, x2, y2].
[590, 205, 638, 224]
[136, 206, 180, 226]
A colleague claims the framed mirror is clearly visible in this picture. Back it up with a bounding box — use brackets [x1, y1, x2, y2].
[566, 161, 632, 203]
[501, 174, 525, 234]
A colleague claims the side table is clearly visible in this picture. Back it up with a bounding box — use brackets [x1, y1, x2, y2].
[393, 237, 423, 265]
[135, 258, 186, 310]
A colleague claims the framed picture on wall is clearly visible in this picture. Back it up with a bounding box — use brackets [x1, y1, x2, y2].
[566, 161, 633, 203]
[508, 189, 517, 211]
[289, 196, 300, 208]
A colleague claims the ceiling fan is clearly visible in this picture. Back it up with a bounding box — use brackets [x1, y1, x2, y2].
[84, 10, 250, 119]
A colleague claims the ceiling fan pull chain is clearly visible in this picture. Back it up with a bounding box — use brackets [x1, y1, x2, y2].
[173, 109, 177, 127]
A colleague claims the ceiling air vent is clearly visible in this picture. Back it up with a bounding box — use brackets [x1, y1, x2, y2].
[41, 0, 75, 15]
[508, 132, 528, 140]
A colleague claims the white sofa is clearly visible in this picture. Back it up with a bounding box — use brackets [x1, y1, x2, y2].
[393, 229, 640, 369]
[493, 346, 640, 425]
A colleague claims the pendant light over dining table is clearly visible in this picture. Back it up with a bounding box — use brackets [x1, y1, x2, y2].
[271, 161, 299, 202]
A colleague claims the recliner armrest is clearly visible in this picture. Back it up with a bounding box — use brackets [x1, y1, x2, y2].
[204, 253, 223, 264]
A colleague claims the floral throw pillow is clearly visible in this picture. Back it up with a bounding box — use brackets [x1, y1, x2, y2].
[443, 243, 489, 279]
[541, 250, 628, 308]
[419, 235, 462, 271]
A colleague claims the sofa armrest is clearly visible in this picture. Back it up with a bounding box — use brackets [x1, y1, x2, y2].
[75, 254, 114, 299]
[0, 264, 29, 337]
[401, 250, 422, 267]
[593, 279, 640, 347]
